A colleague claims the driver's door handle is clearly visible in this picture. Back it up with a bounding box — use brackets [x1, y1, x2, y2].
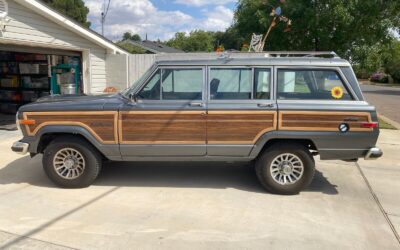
[190, 102, 204, 107]
[258, 103, 274, 108]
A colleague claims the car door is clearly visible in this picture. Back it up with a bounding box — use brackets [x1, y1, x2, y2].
[119, 66, 207, 157]
[206, 66, 277, 156]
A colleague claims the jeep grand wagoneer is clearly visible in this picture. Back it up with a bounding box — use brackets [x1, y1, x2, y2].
[12, 52, 382, 194]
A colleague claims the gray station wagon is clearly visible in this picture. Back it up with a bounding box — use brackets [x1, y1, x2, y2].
[12, 52, 382, 194]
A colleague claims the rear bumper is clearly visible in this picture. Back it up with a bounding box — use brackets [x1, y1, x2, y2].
[11, 141, 29, 155]
[364, 147, 383, 160]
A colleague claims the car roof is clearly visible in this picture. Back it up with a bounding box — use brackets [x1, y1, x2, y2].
[154, 52, 351, 67]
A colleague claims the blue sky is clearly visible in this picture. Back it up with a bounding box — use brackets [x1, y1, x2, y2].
[84, 0, 238, 41]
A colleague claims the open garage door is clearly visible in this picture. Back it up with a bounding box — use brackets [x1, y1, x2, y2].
[0, 44, 82, 115]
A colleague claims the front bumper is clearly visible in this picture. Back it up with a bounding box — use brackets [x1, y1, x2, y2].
[11, 141, 29, 155]
[364, 147, 383, 160]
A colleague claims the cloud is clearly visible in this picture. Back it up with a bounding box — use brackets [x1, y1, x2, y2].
[174, 0, 235, 7]
[201, 5, 234, 31]
[84, 0, 234, 41]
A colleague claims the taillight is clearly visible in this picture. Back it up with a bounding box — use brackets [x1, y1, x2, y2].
[361, 122, 378, 128]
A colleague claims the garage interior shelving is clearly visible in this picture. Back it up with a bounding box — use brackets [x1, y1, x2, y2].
[0, 51, 51, 114]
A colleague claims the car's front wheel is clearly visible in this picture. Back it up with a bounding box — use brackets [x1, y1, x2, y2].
[255, 143, 315, 195]
[42, 136, 102, 188]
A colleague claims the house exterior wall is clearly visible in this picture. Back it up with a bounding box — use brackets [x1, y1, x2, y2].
[106, 53, 128, 91]
[1, 0, 109, 93]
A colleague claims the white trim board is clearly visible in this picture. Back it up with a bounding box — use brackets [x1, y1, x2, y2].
[12, 0, 128, 55]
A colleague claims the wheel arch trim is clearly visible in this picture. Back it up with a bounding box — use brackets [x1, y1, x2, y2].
[28, 125, 121, 159]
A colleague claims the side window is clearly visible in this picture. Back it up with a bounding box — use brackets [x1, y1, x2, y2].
[137, 69, 160, 100]
[137, 68, 203, 100]
[254, 68, 271, 99]
[209, 68, 252, 100]
[162, 68, 203, 100]
[277, 69, 353, 100]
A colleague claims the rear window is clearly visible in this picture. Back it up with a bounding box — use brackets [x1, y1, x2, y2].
[277, 69, 353, 100]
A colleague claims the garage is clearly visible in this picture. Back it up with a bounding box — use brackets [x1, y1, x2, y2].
[0, 0, 129, 119]
[0, 46, 84, 114]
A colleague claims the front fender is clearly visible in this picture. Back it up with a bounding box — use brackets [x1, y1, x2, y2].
[21, 125, 121, 160]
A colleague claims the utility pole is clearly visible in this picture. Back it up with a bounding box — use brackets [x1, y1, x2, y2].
[101, 0, 111, 36]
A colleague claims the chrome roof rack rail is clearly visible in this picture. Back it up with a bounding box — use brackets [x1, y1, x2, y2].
[155, 51, 341, 62]
[264, 51, 340, 58]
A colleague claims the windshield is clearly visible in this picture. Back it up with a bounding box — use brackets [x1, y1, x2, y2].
[120, 65, 156, 98]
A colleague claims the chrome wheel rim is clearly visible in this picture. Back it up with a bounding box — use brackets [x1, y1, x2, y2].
[53, 148, 85, 180]
[270, 153, 304, 185]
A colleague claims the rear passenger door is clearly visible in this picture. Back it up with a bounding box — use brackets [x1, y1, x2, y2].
[206, 66, 277, 156]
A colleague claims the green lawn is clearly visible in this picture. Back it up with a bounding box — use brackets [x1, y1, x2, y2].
[379, 118, 397, 130]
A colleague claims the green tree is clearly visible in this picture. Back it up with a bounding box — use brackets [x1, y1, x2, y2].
[122, 32, 141, 41]
[116, 42, 147, 54]
[233, 0, 400, 57]
[382, 40, 400, 82]
[42, 0, 91, 27]
[166, 30, 215, 52]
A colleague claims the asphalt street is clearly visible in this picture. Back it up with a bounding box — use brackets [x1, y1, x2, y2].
[361, 84, 400, 124]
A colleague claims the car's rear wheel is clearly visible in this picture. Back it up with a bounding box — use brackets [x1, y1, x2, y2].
[43, 136, 102, 188]
[255, 143, 315, 195]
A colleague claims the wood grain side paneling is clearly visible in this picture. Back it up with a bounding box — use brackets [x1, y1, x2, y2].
[23, 112, 118, 144]
[279, 111, 373, 132]
[207, 111, 277, 145]
[120, 111, 206, 144]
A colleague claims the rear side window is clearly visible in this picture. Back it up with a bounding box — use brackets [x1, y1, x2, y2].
[277, 69, 353, 100]
[209, 68, 271, 100]
[210, 68, 252, 100]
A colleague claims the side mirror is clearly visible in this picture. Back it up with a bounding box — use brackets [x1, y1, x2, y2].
[128, 93, 138, 103]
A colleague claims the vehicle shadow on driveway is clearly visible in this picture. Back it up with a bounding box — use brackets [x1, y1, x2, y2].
[0, 157, 338, 195]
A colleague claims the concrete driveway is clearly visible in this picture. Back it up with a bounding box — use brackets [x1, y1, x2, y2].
[0, 130, 399, 249]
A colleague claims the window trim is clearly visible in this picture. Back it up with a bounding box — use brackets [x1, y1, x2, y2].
[135, 66, 206, 103]
[207, 66, 273, 102]
[274, 66, 358, 101]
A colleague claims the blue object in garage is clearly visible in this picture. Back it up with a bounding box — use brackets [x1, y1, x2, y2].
[51, 64, 80, 95]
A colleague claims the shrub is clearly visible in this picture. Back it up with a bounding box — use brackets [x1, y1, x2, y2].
[370, 72, 389, 83]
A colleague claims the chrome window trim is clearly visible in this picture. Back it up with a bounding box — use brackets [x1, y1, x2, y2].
[274, 66, 359, 101]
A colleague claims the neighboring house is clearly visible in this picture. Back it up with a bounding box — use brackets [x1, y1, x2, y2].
[121, 39, 185, 54]
[0, 0, 130, 99]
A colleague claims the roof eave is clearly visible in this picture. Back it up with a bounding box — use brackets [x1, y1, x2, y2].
[15, 0, 129, 55]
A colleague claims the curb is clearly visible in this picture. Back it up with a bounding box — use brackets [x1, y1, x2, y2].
[379, 115, 400, 130]
[359, 82, 400, 88]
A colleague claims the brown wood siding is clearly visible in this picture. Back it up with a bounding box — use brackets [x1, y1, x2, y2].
[119, 111, 206, 144]
[207, 111, 277, 145]
[279, 111, 373, 132]
[23, 112, 118, 144]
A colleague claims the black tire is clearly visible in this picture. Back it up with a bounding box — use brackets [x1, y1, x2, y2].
[42, 136, 102, 188]
[255, 143, 315, 195]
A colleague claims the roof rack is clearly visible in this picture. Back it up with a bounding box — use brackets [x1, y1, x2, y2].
[155, 51, 341, 62]
[263, 51, 340, 58]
